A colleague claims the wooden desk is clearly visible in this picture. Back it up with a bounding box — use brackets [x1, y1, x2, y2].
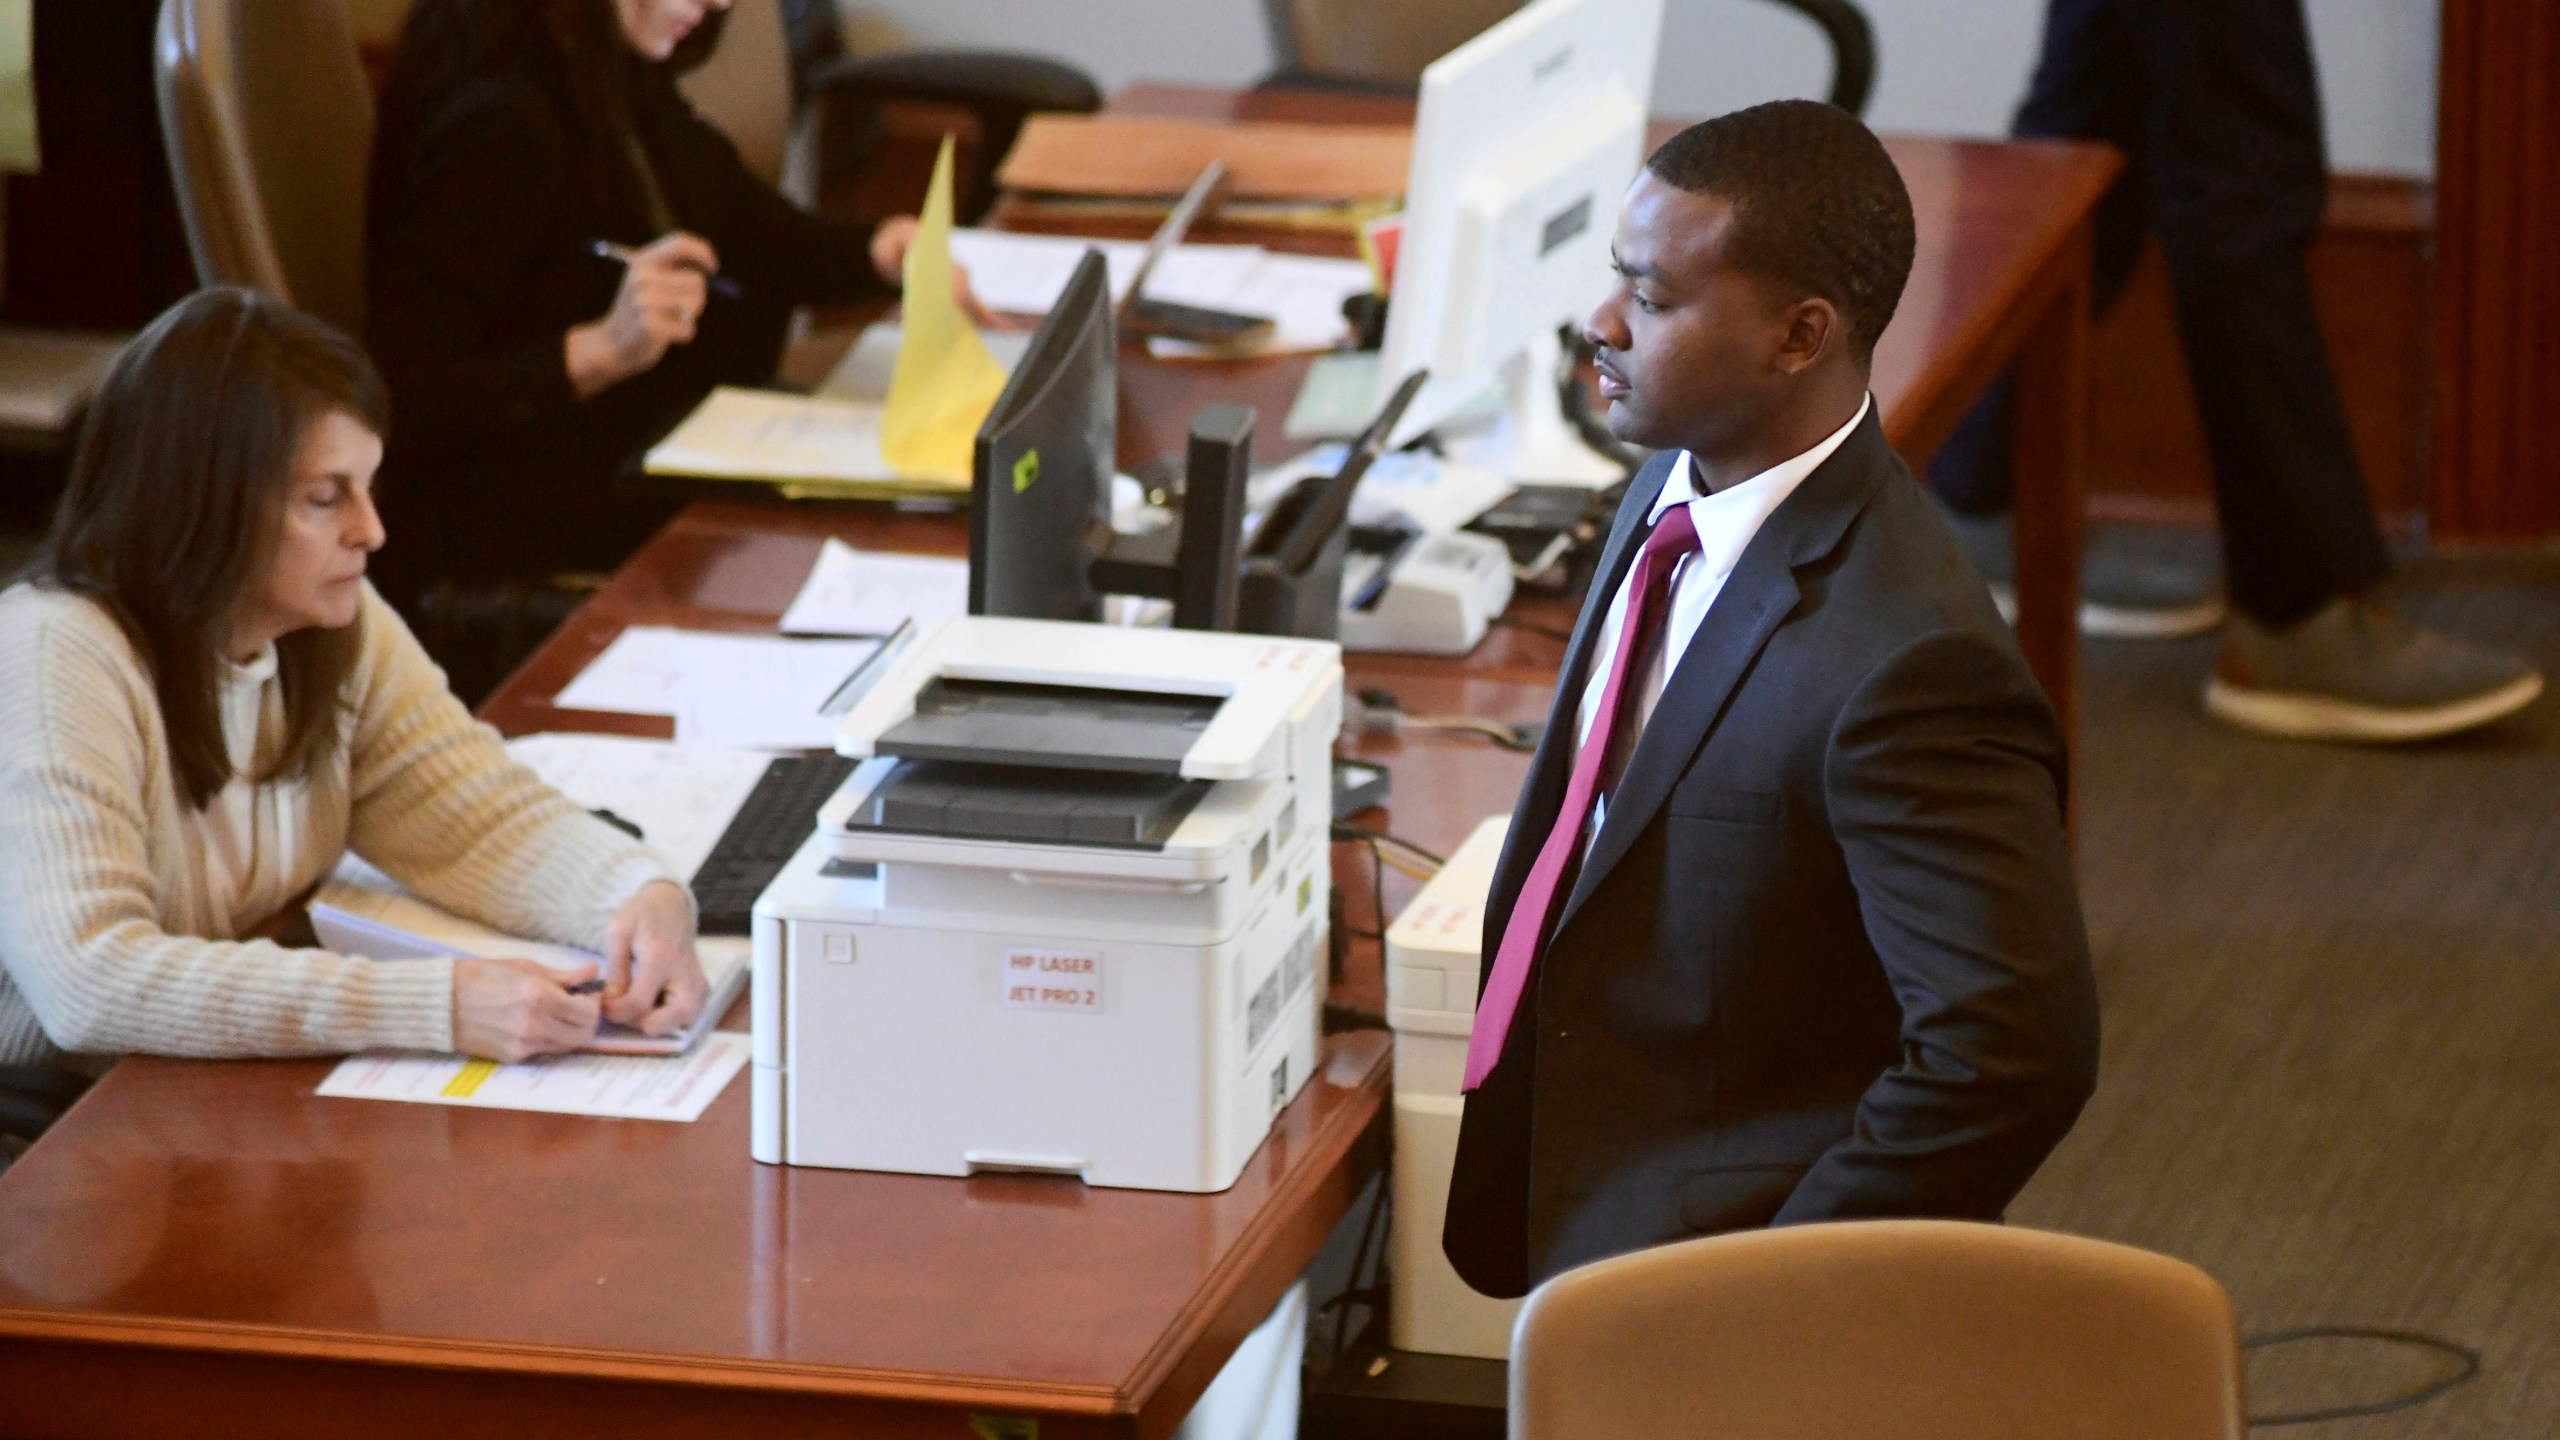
[0, 494, 1532, 1440]
[0, 87, 2110, 1439]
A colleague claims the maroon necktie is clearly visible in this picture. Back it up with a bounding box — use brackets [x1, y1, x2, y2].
[1464, 502, 1701, 1091]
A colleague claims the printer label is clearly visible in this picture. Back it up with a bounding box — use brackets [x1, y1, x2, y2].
[1003, 947, 1103, 1014]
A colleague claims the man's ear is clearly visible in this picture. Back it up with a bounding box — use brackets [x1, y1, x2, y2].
[1772, 297, 1841, 375]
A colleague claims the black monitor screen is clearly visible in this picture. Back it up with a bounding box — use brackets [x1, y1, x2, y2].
[971, 249, 1117, 622]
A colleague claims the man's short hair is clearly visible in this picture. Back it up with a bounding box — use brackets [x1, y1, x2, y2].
[1645, 100, 1916, 363]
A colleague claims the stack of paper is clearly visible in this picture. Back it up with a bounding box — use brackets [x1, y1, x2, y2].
[551, 627, 880, 751]
[643, 387, 934, 497]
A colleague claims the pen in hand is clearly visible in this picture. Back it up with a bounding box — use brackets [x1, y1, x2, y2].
[589, 238, 743, 302]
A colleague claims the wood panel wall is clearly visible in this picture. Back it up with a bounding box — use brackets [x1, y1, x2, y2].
[2085, 176, 2431, 535]
[2431, 0, 2560, 542]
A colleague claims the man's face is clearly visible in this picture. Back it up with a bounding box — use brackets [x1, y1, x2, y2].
[1582, 172, 1812, 456]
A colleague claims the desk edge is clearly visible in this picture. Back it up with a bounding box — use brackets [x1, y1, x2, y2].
[0, 1308, 1125, 1415]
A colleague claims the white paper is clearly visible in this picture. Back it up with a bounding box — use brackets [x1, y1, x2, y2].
[779, 539, 970, 637]
[1148, 251, 1372, 357]
[502, 733, 772, 881]
[553, 628, 879, 751]
[949, 229, 1141, 313]
[315, 1032, 750, 1122]
[948, 228, 1277, 316]
[643, 386, 904, 486]
[1253, 446, 1514, 537]
[817, 320, 1034, 404]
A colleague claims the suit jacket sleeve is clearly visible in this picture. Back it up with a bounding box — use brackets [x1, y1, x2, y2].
[1771, 628, 2101, 1224]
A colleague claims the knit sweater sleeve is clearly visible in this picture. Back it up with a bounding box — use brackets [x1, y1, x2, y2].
[0, 593, 453, 1061]
[342, 586, 680, 953]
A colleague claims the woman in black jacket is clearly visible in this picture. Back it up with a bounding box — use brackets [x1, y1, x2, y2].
[366, 0, 935, 603]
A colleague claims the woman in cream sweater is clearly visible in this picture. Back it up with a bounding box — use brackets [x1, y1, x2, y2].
[0, 288, 707, 1071]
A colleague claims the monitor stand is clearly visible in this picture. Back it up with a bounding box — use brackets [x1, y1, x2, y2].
[1439, 329, 1628, 488]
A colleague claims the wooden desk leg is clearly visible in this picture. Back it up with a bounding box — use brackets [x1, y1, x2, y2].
[2009, 223, 2093, 818]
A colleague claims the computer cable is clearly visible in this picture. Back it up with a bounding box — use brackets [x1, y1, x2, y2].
[1315, 1175, 1395, 1369]
[1348, 686, 1544, 753]
[1332, 821, 1444, 880]
[1556, 322, 1647, 476]
[1490, 614, 1575, 643]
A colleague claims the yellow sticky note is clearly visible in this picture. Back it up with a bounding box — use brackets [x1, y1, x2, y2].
[880, 135, 1008, 484]
[0, 0, 38, 176]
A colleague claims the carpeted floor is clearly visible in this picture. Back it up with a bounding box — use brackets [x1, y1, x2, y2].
[2013, 547, 2560, 1435]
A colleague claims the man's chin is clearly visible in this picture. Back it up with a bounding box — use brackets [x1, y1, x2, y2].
[1603, 396, 1666, 451]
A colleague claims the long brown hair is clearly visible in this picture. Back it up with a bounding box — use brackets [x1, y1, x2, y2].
[374, 0, 730, 244]
[37, 288, 393, 809]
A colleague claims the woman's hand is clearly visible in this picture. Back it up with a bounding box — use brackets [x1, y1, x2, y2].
[602, 879, 707, 1036]
[452, 957, 602, 1062]
[565, 231, 720, 397]
[870, 214, 1001, 328]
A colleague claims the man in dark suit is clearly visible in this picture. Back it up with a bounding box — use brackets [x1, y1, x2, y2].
[1444, 101, 2102, 1299]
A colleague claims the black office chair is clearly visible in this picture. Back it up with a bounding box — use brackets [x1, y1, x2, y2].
[778, 0, 1101, 224]
[1259, 0, 1878, 117]
[0, 1066, 92, 1167]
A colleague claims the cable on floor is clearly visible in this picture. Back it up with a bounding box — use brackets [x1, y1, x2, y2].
[2242, 1326, 2481, 1427]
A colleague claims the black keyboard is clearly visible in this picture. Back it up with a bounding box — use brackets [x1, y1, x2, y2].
[690, 753, 860, 935]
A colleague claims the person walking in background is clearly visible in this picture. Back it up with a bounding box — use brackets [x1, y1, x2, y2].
[1929, 0, 2541, 743]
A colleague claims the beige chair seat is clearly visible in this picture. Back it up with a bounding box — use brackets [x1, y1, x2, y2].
[1511, 1219, 2246, 1440]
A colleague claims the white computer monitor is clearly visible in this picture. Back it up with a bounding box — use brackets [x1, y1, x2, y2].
[1378, 0, 1664, 484]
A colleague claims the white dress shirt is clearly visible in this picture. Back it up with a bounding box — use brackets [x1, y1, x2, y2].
[1573, 394, 1871, 836]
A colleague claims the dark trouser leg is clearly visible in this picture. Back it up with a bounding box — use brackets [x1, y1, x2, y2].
[2138, 0, 2391, 624]
[1930, 0, 2148, 515]
[1929, 0, 2392, 627]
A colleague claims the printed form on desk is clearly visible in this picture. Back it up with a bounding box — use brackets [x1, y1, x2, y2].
[779, 538, 968, 636]
[316, 1034, 750, 1122]
[502, 732, 770, 880]
[552, 628, 880, 750]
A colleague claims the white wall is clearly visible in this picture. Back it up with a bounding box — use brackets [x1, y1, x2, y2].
[844, 0, 2440, 176]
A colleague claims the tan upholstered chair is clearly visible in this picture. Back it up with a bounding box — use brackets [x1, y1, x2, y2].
[1510, 1220, 2246, 1440]
[152, 0, 374, 338]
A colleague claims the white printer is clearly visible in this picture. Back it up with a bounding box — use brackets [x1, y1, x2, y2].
[750, 616, 1342, 1193]
[1382, 815, 1522, 1358]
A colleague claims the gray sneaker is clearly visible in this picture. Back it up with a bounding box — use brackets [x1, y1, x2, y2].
[1938, 506, 2226, 639]
[2205, 598, 2544, 742]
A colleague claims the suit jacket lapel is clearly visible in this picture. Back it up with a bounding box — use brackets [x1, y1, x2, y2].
[1479, 450, 1676, 958]
[1554, 407, 1894, 930]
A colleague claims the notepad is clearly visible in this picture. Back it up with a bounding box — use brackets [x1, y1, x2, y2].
[309, 862, 749, 1058]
